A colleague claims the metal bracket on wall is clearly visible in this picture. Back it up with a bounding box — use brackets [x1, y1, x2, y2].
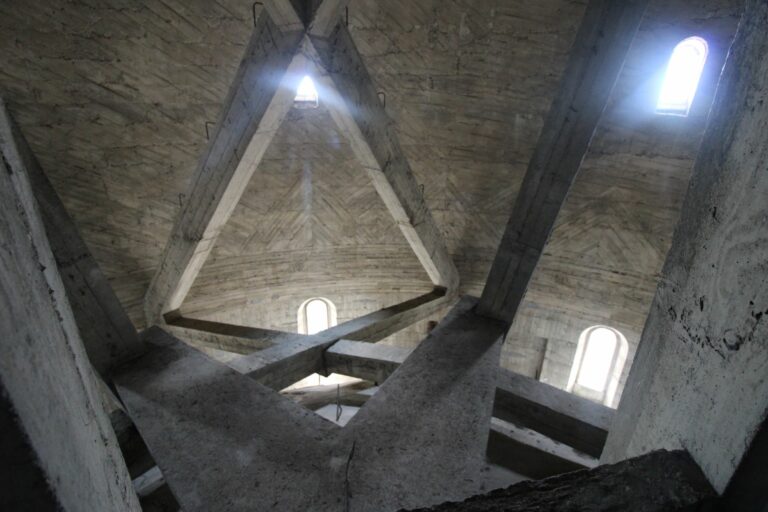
[252, 1, 263, 27]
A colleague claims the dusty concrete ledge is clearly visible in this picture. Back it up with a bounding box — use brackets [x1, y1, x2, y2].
[403, 450, 716, 512]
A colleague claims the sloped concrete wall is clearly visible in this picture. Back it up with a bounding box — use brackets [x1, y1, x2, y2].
[602, 0, 768, 492]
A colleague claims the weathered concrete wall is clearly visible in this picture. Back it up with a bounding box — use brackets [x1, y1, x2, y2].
[502, 0, 743, 407]
[0, 105, 140, 509]
[602, 0, 768, 493]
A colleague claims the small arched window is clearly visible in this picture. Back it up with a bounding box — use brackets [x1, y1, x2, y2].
[294, 75, 319, 109]
[657, 37, 708, 116]
[567, 326, 628, 407]
[298, 297, 337, 335]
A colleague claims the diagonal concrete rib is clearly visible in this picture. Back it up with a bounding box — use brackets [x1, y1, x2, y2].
[325, 339, 614, 458]
[143, 10, 304, 324]
[477, 0, 649, 324]
[307, 23, 460, 292]
[340, 297, 507, 511]
[267, 0, 459, 291]
[114, 327, 347, 512]
[0, 101, 143, 377]
[116, 297, 506, 511]
[145, 0, 458, 324]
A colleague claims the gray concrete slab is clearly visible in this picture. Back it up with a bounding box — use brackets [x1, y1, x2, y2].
[405, 450, 716, 512]
[117, 296, 511, 512]
[340, 297, 507, 511]
[115, 327, 347, 512]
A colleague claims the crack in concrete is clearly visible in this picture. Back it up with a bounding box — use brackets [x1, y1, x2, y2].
[344, 440, 356, 512]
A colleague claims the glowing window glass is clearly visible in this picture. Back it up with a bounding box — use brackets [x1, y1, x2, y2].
[567, 325, 629, 407]
[295, 75, 319, 108]
[576, 327, 617, 391]
[305, 298, 329, 335]
[657, 37, 708, 116]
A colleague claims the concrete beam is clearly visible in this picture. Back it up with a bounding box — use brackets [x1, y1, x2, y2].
[309, 25, 460, 291]
[165, 314, 304, 354]
[323, 338, 613, 457]
[324, 339, 412, 383]
[494, 369, 613, 458]
[340, 296, 507, 511]
[308, 0, 351, 38]
[478, 0, 649, 323]
[0, 102, 143, 376]
[143, 11, 304, 323]
[0, 104, 140, 510]
[228, 289, 452, 389]
[114, 327, 343, 512]
[487, 419, 594, 480]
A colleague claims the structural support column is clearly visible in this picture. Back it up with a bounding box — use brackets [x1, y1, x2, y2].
[0, 100, 140, 511]
[0, 101, 142, 376]
[478, 0, 649, 323]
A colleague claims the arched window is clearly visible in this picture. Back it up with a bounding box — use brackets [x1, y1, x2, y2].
[285, 298, 350, 391]
[657, 37, 708, 116]
[298, 297, 337, 335]
[294, 75, 319, 109]
[567, 326, 628, 407]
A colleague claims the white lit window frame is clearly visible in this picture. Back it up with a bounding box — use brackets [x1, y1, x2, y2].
[656, 36, 708, 117]
[297, 297, 337, 335]
[567, 325, 629, 407]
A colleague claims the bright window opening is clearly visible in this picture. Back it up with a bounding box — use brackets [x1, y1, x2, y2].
[298, 297, 336, 335]
[576, 327, 617, 391]
[305, 298, 329, 335]
[295, 75, 319, 108]
[567, 325, 629, 407]
[657, 37, 708, 116]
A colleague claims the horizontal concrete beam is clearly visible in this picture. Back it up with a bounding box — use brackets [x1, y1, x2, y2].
[164, 314, 304, 354]
[324, 338, 613, 457]
[494, 368, 613, 458]
[487, 419, 594, 480]
[227, 289, 452, 390]
[324, 340, 412, 383]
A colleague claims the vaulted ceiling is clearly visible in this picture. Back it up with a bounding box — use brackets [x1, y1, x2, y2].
[0, 0, 742, 402]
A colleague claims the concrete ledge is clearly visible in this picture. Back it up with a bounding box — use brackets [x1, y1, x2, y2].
[404, 450, 716, 512]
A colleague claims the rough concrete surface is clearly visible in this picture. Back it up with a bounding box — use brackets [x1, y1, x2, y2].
[404, 450, 716, 512]
[116, 296, 505, 511]
[602, 0, 768, 493]
[0, 101, 140, 510]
